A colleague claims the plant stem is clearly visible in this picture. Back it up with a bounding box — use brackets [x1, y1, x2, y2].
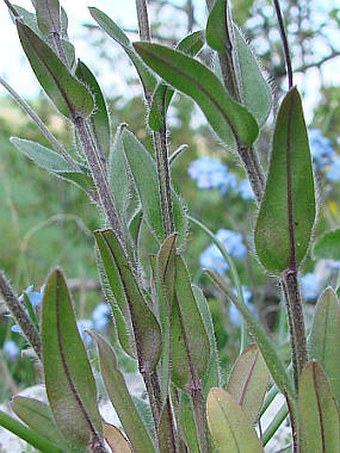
[282, 270, 308, 391]
[0, 271, 42, 360]
[273, 0, 293, 89]
[74, 117, 124, 244]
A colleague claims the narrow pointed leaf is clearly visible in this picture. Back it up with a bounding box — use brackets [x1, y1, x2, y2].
[122, 128, 188, 245]
[299, 361, 340, 453]
[76, 60, 111, 156]
[171, 255, 210, 388]
[94, 229, 162, 372]
[148, 30, 205, 131]
[255, 87, 315, 274]
[12, 5, 42, 36]
[35, 0, 60, 36]
[102, 422, 132, 453]
[42, 268, 102, 447]
[205, 0, 229, 52]
[207, 388, 263, 452]
[312, 229, 340, 261]
[16, 22, 94, 119]
[180, 393, 200, 453]
[95, 251, 135, 358]
[10, 137, 94, 193]
[156, 234, 177, 401]
[234, 28, 272, 126]
[0, 410, 62, 453]
[89, 7, 156, 93]
[227, 343, 269, 424]
[90, 332, 155, 452]
[309, 287, 340, 406]
[109, 125, 138, 228]
[11, 396, 69, 451]
[192, 285, 221, 392]
[134, 42, 259, 148]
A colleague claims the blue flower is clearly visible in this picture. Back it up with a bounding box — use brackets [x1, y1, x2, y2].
[300, 272, 320, 299]
[3, 339, 20, 360]
[229, 286, 253, 327]
[326, 155, 340, 182]
[77, 319, 94, 346]
[308, 129, 334, 169]
[92, 302, 110, 331]
[199, 229, 247, 274]
[237, 179, 254, 200]
[188, 157, 235, 191]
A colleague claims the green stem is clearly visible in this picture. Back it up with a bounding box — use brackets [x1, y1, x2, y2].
[262, 402, 289, 447]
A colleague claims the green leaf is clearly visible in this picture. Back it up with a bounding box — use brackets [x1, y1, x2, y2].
[94, 229, 162, 372]
[206, 270, 296, 407]
[171, 255, 210, 389]
[299, 361, 340, 453]
[206, 0, 271, 125]
[255, 87, 315, 274]
[109, 125, 138, 227]
[207, 388, 263, 452]
[122, 128, 188, 245]
[90, 332, 155, 452]
[102, 422, 132, 453]
[75, 60, 111, 156]
[180, 392, 200, 453]
[10, 137, 94, 193]
[11, 396, 69, 451]
[148, 30, 205, 131]
[0, 410, 62, 453]
[134, 42, 259, 149]
[226, 343, 269, 424]
[35, 0, 60, 36]
[89, 7, 156, 93]
[309, 287, 340, 406]
[192, 285, 221, 392]
[42, 268, 102, 447]
[156, 234, 177, 402]
[234, 28, 272, 126]
[312, 229, 340, 262]
[12, 5, 42, 36]
[16, 22, 94, 119]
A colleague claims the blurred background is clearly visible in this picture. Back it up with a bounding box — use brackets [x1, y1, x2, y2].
[0, 0, 339, 403]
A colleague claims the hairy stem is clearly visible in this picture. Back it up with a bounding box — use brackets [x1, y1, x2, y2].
[0, 271, 42, 360]
[74, 117, 124, 244]
[282, 270, 308, 391]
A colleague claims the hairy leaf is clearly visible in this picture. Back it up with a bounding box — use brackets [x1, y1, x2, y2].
[171, 255, 210, 389]
[89, 7, 156, 93]
[309, 287, 340, 406]
[122, 128, 188, 245]
[11, 396, 69, 451]
[227, 343, 269, 423]
[76, 60, 111, 156]
[94, 229, 162, 372]
[255, 87, 315, 274]
[17, 22, 94, 119]
[90, 332, 155, 452]
[207, 388, 263, 452]
[35, 0, 60, 36]
[148, 30, 205, 131]
[134, 42, 259, 149]
[299, 361, 340, 453]
[10, 137, 94, 193]
[42, 268, 102, 447]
